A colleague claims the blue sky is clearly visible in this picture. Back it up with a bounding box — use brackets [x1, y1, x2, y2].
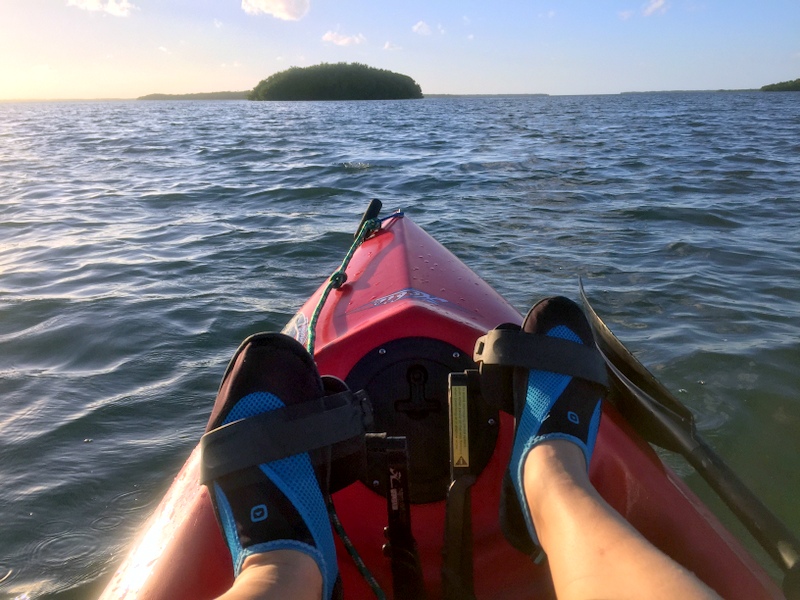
[1, 0, 799, 99]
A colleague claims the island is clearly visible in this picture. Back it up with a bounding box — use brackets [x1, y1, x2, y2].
[248, 63, 423, 101]
[761, 78, 800, 92]
[138, 91, 249, 100]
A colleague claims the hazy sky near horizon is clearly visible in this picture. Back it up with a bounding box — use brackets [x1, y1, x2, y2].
[1, 0, 799, 100]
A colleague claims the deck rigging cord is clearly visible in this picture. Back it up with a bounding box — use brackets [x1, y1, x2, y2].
[308, 205, 404, 599]
[325, 493, 387, 600]
[305, 211, 403, 356]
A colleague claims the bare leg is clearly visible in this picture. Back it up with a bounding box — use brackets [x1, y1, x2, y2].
[525, 440, 722, 600]
[478, 297, 722, 599]
[216, 550, 322, 600]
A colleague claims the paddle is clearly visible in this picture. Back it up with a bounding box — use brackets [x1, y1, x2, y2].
[579, 282, 800, 599]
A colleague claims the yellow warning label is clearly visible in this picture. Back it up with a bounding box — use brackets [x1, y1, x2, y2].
[451, 385, 470, 468]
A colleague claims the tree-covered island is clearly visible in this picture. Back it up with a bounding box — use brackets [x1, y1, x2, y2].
[248, 63, 423, 101]
[761, 78, 800, 92]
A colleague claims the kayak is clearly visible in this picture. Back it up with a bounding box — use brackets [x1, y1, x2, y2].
[100, 207, 787, 599]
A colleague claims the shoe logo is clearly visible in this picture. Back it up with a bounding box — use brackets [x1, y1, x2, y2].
[250, 504, 268, 523]
[567, 411, 580, 425]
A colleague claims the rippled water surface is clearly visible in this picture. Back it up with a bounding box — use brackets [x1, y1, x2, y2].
[1, 93, 799, 598]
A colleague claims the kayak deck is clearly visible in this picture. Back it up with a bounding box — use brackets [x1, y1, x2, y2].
[101, 214, 782, 599]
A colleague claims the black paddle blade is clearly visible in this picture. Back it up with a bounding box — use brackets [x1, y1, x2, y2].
[579, 281, 697, 453]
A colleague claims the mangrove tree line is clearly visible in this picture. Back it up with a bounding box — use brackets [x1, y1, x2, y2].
[761, 78, 800, 91]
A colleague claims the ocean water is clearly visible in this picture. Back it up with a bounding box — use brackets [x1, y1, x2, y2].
[1, 92, 799, 598]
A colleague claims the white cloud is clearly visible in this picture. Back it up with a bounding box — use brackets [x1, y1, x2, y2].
[242, 0, 309, 21]
[104, 0, 133, 17]
[383, 41, 401, 51]
[412, 21, 431, 35]
[322, 31, 366, 46]
[643, 0, 668, 16]
[619, 10, 635, 20]
[539, 10, 556, 19]
[66, 0, 136, 17]
[158, 46, 170, 54]
[437, 24, 446, 34]
[213, 18, 223, 28]
[467, 34, 475, 41]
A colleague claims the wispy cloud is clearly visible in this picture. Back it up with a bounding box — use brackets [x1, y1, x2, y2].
[213, 18, 223, 28]
[66, 0, 136, 17]
[412, 21, 431, 35]
[383, 41, 401, 51]
[619, 10, 635, 20]
[241, 0, 309, 21]
[322, 31, 366, 46]
[643, 0, 669, 16]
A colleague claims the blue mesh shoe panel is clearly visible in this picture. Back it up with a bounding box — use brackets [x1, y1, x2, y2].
[509, 325, 595, 547]
[213, 392, 337, 600]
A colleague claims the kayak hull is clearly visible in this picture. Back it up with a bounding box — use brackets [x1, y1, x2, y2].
[101, 215, 782, 599]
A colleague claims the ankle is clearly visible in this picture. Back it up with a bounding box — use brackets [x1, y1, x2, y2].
[244, 551, 323, 590]
[526, 439, 588, 478]
[230, 550, 323, 600]
[523, 441, 592, 532]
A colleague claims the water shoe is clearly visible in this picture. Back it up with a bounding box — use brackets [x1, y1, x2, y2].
[200, 333, 366, 600]
[474, 296, 609, 557]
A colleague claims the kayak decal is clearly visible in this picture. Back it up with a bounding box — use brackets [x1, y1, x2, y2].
[282, 311, 309, 346]
[352, 288, 450, 313]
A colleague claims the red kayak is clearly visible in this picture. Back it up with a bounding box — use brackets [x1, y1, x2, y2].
[100, 209, 784, 599]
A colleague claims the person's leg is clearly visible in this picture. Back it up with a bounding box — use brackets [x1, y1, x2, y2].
[524, 440, 721, 600]
[490, 296, 721, 600]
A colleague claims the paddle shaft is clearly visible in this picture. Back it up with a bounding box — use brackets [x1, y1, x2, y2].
[687, 436, 800, 574]
[607, 358, 800, 575]
[581, 286, 800, 597]
[680, 419, 800, 597]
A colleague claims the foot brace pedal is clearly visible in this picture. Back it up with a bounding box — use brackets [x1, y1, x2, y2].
[366, 433, 427, 600]
[442, 370, 482, 600]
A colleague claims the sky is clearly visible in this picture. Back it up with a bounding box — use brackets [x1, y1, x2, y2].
[1, 0, 799, 100]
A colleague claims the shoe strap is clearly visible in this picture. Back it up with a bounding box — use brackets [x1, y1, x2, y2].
[474, 328, 609, 389]
[200, 389, 370, 484]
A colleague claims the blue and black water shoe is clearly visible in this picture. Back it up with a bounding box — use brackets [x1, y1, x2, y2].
[200, 333, 368, 600]
[474, 296, 609, 558]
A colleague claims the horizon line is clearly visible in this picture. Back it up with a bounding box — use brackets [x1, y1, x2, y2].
[0, 88, 766, 103]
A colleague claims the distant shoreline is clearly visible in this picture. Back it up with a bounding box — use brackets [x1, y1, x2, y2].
[2, 89, 784, 103]
[424, 93, 550, 98]
[137, 89, 765, 101]
[620, 89, 759, 94]
[137, 91, 249, 100]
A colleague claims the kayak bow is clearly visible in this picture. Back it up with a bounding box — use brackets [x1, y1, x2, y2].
[101, 208, 789, 600]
